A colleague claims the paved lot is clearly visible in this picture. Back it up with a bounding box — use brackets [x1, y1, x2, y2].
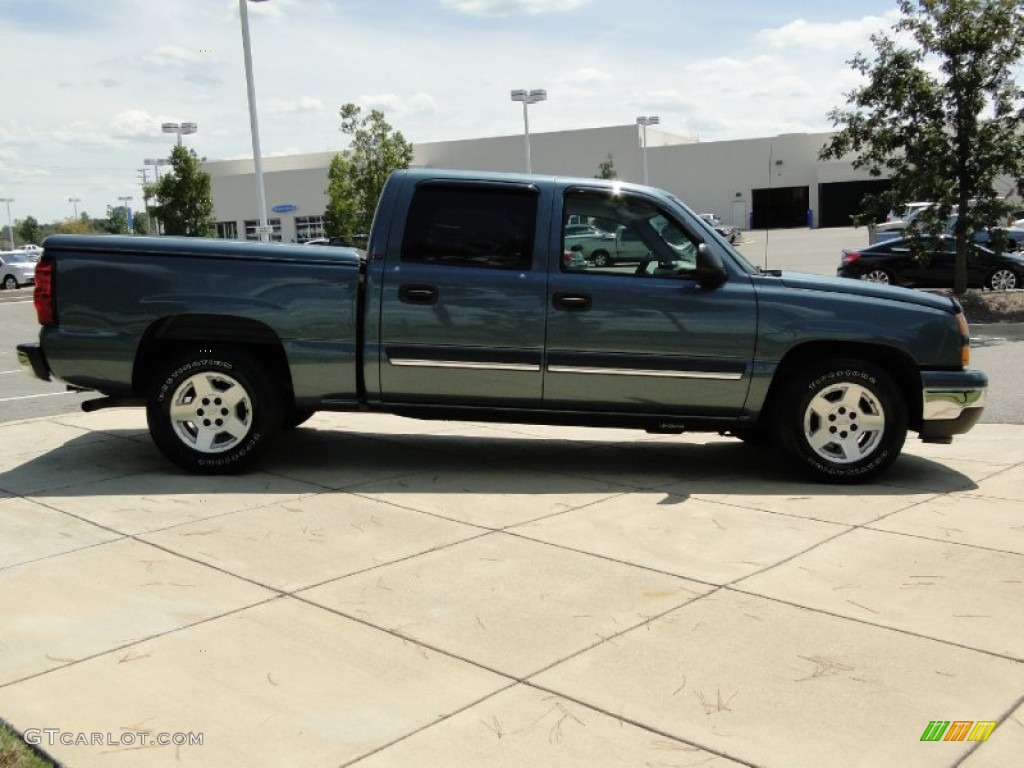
[1, 409, 1022, 767]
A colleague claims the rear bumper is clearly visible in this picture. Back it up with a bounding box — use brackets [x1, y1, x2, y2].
[918, 369, 987, 441]
[16, 342, 51, 382]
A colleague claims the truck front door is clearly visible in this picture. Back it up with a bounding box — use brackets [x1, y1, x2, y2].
[545, 188, 757, 415]
[375, 180, 548, 406]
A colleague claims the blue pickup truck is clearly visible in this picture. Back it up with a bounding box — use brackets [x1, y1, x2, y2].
[17, 169, 986, 482]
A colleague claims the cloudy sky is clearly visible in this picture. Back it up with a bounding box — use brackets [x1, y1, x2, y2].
[1, 0, 903, 225]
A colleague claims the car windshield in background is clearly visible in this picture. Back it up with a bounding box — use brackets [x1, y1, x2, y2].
[1, 252, 31, 264]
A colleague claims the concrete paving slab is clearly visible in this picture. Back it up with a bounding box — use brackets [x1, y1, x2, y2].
[877, 454, 1011, 493]
[0, 495, 120, 569]
[959, 700, 1024, 768]
[262, 432, 466, 490]
[907, 424, 1024, 465]
[0, 598, 510, 768]
[738, 528, 1024, 660]
[688, 482, 940, 526]
[0, 435, 165, 495]
[28, 471, 324, 535]
[141, 491, 484, 592]
[348, 467, 628, 529]
[531, 591, 1024, 768]
[512, 491, 847, 585]
[302, 532, 710, 679]
[350, 683, 746, 767]
[0, 420, 121, 469]
[0, 538, 273, 684]
[962, 463, 1024, 502]
[868, 493, 1024, 555]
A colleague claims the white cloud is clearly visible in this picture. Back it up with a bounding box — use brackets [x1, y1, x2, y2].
[442, 0, 591, 16]
[109, 110, 162, 140]
[265, 97, 326, 115]
[755, 12, 897, 52]
[557, 68, 612, 85]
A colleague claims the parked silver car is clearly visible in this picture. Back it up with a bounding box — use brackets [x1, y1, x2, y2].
[0, 251, 36, 289]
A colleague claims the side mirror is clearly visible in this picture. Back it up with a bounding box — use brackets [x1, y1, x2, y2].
[692, 243, 728, 287]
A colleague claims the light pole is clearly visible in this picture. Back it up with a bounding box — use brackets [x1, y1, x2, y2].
[0, 198, 14, 249]
[510, 88, 546, 174]
[240, 0, 271, 242]
[636, 116, 660, 186]
[68, 197, 81, 218]
[144, 158, 169, 235]
[162, 122, 197, 147]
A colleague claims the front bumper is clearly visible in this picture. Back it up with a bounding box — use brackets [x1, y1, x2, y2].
[16, 342, 51, 382]
[918, 369, 987, 442]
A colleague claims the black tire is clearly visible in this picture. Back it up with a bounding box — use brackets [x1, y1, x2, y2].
[146, 348, 282, 474]
[2, 275, 18, 290]
[592, 251, 610, 267]
[284, 407, 316, 429]
[986, 268, 1018, 291]
[730, 426, 774, 447]
[778, 359, 907, 483]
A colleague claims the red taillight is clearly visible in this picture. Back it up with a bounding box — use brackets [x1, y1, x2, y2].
[841, 251, 861, 265]
[33, 255, 55, 326]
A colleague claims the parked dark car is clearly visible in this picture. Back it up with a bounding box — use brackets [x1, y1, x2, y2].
[838, 235, 1024, 290]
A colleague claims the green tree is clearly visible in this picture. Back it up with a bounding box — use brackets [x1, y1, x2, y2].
[132, 210, 151, 235]
[103, 206, 131, 235]
[595, 154, 618, 180]
[324, 103, 414, 243]
[821, 0, 1024, 294]
[16, 215, 43, 245]
[147, 144, 215, 237]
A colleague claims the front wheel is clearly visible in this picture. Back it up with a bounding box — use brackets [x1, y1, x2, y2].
[146, 348, 282, 473]
[986, 268, 1018, 291]
[778, 359, 907, 483]
[2, 275, 18, 290]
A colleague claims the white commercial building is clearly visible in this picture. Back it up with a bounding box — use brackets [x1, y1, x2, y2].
[204, 124, 886, 243]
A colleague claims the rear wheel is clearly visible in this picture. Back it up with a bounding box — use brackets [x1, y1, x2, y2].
[146, 348, 282, 473]
[778, 359, 906, 483]
[986, 268, 1018, 291]
[592, 251, 610, 267]
[862, 269, 893, 285]
[2, 275, 18, 290]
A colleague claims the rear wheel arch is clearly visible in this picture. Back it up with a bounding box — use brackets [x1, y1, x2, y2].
[132, 315, 296, 408]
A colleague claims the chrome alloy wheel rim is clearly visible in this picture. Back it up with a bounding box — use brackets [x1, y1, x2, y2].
[803, 382, 885, 464]
[863, 270, 891, 284]
[169, 371, 253, 453]
[989, 269, 1017, 290]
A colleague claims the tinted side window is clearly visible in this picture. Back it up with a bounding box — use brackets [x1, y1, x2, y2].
[561, 190, 700, 278]
[401, 185, 537, 270]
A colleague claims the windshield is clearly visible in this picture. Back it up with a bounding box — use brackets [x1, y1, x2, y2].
[2, 252, 31, 264]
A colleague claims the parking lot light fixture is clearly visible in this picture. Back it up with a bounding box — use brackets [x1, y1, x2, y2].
[69, 197, 81, 218]
[636, 116, 660, 186]
[510, 88, 547, 174]
[162, 122, 198, 147]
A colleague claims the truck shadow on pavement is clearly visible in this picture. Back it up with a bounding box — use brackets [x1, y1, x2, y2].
[0, 423, 979, 503]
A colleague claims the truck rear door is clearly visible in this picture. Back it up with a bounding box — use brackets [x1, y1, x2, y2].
[373, 179, 549, 405]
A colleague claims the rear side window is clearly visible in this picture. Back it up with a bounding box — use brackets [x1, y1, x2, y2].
[401, 185, 537, 270]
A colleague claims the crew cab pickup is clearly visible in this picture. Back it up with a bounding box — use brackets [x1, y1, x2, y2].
[17, 169, 987, 482]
